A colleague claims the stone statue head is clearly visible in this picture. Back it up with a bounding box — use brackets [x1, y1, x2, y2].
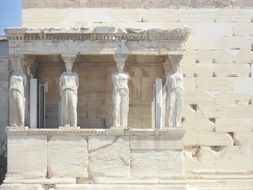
[172, 62, 181, 73]
[65, 61, 73, 72]
[116, 59, 125, 72]
[62, 56, 75, 72]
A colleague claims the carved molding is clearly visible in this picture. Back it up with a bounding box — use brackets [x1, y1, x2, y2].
[9, 55, 24, 72]
[22, 0, 234, 9]
[168, 54, 184, 66]
[6, 127, 185, 139]
[5, 28, 190, 42]
[61, 55, 76, 64]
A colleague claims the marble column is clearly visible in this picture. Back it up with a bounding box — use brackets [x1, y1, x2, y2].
[155, 79, 163, 129]
[25, 57, 37, 128]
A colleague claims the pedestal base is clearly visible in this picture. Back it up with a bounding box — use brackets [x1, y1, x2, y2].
[3, 128, 186, 190]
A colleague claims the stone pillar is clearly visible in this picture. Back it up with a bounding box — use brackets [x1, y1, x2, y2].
[59, 55, 79, 128]
[9, 55, 27, 127]
[112, 41, 130, 128]
[155, 79, 163, 129]
[30, 79, 37, 128]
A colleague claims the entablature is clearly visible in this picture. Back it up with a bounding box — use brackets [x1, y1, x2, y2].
[5, 27, 189, 42]
[5, 27, 189, 56]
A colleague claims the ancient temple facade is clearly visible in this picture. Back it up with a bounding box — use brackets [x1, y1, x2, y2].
[0, 0, 253, 190]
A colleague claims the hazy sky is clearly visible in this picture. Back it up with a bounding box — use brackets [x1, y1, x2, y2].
[0, 0, 21, 34]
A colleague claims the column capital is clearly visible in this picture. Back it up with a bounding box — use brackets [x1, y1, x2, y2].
[9, 54, 24, 64]
[61, 55, 76, 64]
[9, 54, 25, 72]
[24, 56, 35, 77]
[168, 53, 183, 67]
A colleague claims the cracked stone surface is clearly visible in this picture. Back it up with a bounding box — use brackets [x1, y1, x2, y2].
[0, 184, 46, 190]
[47, 136, 88, 178]
[88, 136, 130, 178]
[131, 149, 183, 178]
[7, 135, 47, 178]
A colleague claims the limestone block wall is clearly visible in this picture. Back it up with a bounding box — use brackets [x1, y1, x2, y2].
[21, 1, 253, 177]
[2, 128, 185, 190]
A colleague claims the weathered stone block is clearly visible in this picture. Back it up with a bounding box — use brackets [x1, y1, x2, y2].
[184, 146, 216, 173]
[0, 184, 45, 190]
[216, 146, 253, 173]
[180, 50, 196, 65]
[195, 50, 213, 64]
[131, 150, 183, 177]
[193, 64, 213, 77]
[234, 132, 253, 145]
[22, 8, 144, 27]
[196, 78, 233, 91]
[234, 23, 253, 36]
[216, 36, 251, 50]
[197, 132, 233, 146]
[213, 64, 250, 77]
[54, 184, 186, 190]
[184, 78, 196, 91]
[214, 10, 251, 22]
[184, 90, 215, 105]
[178, 10, 215, 22]
[197, 105, 234, 118]
[182, 114, 215, 132]
[234, 105, 253, 119]
[7, 135, 47, 178]
[142, 9, 179, 22]
[231, 78, 253, 95]
[233, 50, 253, 64]
[88, 136, 130, 178]
[211, 49, 234, 64]
[184, 23, 233, 50]
[47, 136, 88, 178]
[130, 136, 183, 150]
[216, 119, 253, 132]
[183, 131, 197, 147]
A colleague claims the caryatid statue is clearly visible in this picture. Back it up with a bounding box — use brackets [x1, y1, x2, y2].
[164, 60, 184, 128]
[59, 56, 79, 127]
[112, 41, 130, 128]
[9, 56, 27, 127]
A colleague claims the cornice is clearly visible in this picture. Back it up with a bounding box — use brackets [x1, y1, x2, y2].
[6, 127, 185, 139]
[5, 27, 190, 42]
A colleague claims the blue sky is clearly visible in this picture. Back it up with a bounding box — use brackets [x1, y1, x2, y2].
[0, 0, 21, 34]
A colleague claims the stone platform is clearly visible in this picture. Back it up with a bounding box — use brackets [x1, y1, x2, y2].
[1, 127, 187, 190]
[1, 128, 253, 190]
